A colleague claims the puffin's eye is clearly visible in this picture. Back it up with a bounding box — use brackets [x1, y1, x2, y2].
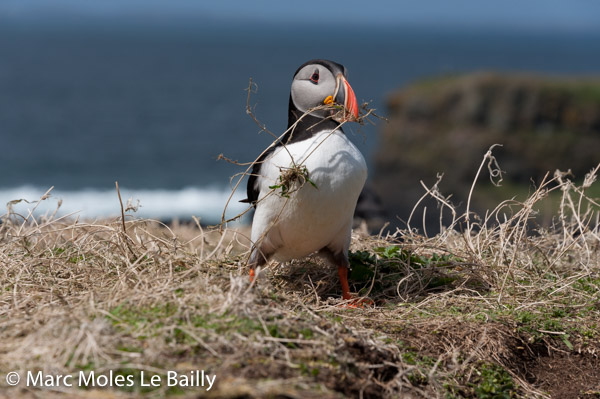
[310, 70, 319, 84]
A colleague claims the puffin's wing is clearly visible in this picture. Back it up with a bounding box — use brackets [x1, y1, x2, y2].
[240, 145, 279, 207]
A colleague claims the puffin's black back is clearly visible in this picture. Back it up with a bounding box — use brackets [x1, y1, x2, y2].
[242, 59, 347, 206]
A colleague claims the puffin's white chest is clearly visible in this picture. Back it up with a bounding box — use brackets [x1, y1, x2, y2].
[251, 130, 367, 260]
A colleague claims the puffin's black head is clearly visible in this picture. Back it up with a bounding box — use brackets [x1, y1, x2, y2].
[288, 59, 359, 129]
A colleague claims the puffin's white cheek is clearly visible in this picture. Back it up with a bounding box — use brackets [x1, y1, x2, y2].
[292, 87, 323, 117]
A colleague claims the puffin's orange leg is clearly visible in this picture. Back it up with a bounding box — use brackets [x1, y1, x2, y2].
[338, 265, 374, 308]
[337, 266, 352, 300]
[248, 245, 268, 283]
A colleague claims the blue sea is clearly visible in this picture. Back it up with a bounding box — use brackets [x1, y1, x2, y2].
[1, 20, 599, 223]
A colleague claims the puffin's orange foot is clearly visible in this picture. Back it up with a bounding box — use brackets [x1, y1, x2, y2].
[249, 268, 255, 282]
[337, 266, 373, 308]
[338, 296, 374, 309]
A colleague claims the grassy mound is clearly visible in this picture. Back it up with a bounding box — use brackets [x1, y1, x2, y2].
[1, 162, 599, 398]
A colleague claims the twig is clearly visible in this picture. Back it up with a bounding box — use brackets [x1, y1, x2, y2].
[115, 181, 127, 235]
[115, 181, 137, 259]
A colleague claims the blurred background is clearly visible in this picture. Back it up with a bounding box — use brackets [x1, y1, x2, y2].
[1, 0, 599, 228]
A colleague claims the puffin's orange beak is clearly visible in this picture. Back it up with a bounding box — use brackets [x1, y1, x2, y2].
[342, 77, 359, 122]
[328, 75, 359, 122]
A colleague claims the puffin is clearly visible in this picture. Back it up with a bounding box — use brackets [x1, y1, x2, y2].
[242, 59, 367, 301]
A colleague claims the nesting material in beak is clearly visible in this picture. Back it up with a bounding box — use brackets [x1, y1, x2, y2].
[330, 75, 359, 122]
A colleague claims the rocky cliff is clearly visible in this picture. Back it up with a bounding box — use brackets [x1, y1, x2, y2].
[373, 72, 600, 231]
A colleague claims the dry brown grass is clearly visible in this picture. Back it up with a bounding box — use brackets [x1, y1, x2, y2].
[1, 152, 599, 398]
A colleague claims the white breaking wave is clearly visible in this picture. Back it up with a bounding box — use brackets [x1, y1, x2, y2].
[0, 186, 248, 224]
